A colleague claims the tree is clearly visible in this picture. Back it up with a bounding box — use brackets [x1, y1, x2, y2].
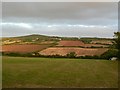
[114, 32, 120, 59]
[66, 52, 76, 58]
[101, 49, 118, 60]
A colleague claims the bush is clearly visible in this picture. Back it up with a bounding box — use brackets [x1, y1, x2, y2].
[91, 46, 103, 48]
[66, 52, 77, 58]
[2, 52, 33, 57]
[3, 52, 22, 57]
[80, 39, 92, 44]
[79, 55, 100, 59]
[114, 32, 120, 59]
[101, 49, 118, 60]
[3, 50, 116, 60]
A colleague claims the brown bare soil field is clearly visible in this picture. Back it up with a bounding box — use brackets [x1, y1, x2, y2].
[0, 46, 2, 52]
[57, 40, 84, 46]
[39, 47, 108, 56]
[57, 40, 107, 47]
[1, 45, 49, 53]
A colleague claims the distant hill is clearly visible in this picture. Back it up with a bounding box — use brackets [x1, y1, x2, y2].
[1, 34, 60, 45]
[14, 34, 50, 41]
[2, 34, 54, 42]
[2, 34, 79, 41]
[80, 37, 113, 40]
[2, 34, 113, 44]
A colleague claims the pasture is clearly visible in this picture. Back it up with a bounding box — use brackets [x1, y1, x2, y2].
[3, 56, 118, 88]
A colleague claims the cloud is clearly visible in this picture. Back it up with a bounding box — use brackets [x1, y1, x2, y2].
[2, 22, 33, 29]
[2, 2, 118, 37]
[2, 22, 117, 38]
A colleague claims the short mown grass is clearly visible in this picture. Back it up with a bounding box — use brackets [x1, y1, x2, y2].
[2, 56, 118, 88]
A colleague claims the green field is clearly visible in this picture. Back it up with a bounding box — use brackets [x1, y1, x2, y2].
[3, 56, 118, 88]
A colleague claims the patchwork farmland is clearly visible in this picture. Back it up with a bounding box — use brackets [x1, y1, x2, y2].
[2, 2, 118, 88]
[91, 40, 113, 45]
[57, 40, 108, 48]
[2, 45, 50, 53]
[1, 34, 113, 57]
[57, 40, 84, 46]
[39, 47, 108, 56]
[1, 34, 118, 88]
[38, 40, 109, 57]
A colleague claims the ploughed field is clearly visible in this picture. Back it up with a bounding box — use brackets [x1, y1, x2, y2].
[3, 56, 118, 88]
[57, 40, 108, 47]
[1, 40, 110, 56]
[39, 47, 108, 56]
[57, 40, 85, 46]
[1, 45, 49, 53]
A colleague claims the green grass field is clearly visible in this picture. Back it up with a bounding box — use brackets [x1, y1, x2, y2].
[3, 56, 118, 88]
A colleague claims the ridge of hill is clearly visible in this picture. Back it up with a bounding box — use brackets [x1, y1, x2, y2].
[2, 34, 113, 40]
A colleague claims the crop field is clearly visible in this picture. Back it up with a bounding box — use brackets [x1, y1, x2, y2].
[40, 41, 56, 45]
[2, 56, 118, 88]
[83, 44, 108, 48]
[39, 47, 108, 56]
[57, 40, 84, 46]
[91, 40, 113, 45]
[2, 45, 50, 53]
[57, 40, 108, 47]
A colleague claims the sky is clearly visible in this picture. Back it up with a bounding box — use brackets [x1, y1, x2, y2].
[2, 2, 118, 38]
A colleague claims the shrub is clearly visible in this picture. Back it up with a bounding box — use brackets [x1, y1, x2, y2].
[4, 52, 22, 57]
[79, 55, 100, 59]
[80, 39, 92, 44]
[114, 32, 120, 59]
[91, 46, 103, 48]
[66, 52, 77, 58]
[101, 49, 118, 60]
[2, 52, 33, 57]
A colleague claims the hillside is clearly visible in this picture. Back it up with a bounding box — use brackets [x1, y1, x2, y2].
[2, 34, 113, 43]
[2, 34, 61, 45]
[1, 34, 115, 59]
[2, 34, 50, 41]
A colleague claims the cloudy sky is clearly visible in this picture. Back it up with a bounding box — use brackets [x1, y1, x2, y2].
[2, 2, 118, 38]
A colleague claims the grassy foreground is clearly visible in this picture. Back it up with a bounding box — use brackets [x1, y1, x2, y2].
[3, 56, 118, 88]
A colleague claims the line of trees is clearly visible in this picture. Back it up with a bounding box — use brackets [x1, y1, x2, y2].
[114, 32, 120, 59]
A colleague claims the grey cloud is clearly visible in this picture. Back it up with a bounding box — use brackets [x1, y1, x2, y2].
[2, 23, 117, 38]
[3, 2, 117, 23]
[2, 2, 118, 37]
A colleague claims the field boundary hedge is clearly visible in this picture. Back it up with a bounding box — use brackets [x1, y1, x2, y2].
[2, 49, 117, 60]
